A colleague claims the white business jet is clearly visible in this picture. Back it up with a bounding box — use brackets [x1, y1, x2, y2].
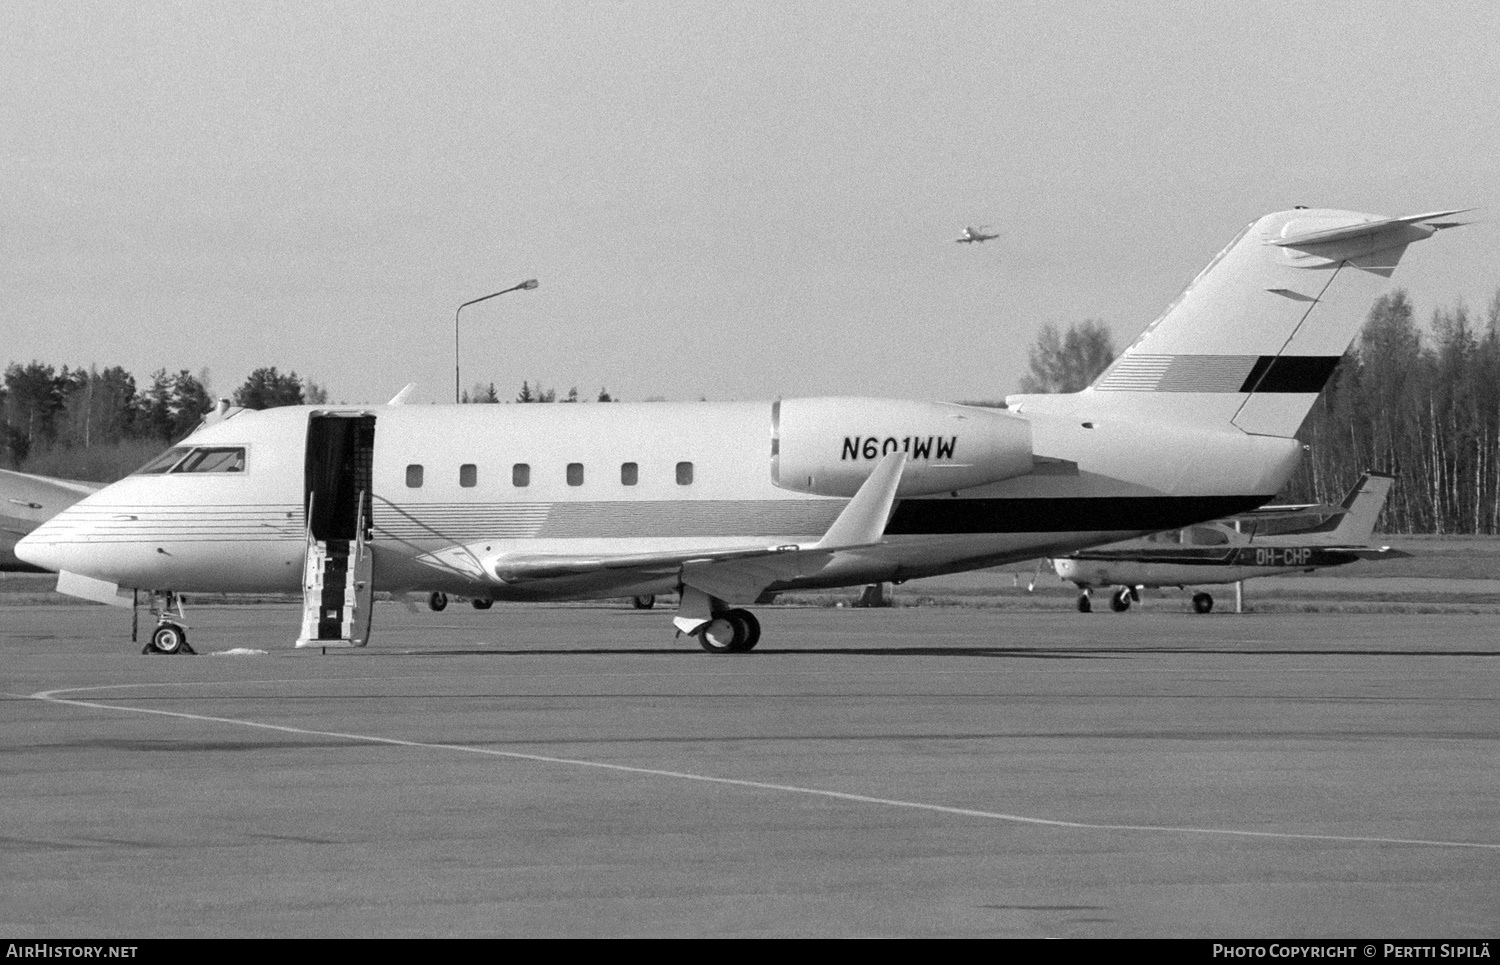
[1053, 472, 1405, 613]
[16, 207, 1467, 654]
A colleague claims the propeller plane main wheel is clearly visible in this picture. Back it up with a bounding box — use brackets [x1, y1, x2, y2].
[1077, 592, 1092, 613]
[471, 598, 493, 610]
[632, 595, 656, 610]
[428, 592, 448, 612]
[1192, 592, 1214, 614]
[1109, 587, 1132, 612]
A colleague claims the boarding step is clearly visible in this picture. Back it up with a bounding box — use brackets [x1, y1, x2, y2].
[296, 537, 372, 648]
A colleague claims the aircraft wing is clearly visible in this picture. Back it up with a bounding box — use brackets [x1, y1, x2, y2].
[1231, 502, 1347, 522]
[482, 452, 908, 608]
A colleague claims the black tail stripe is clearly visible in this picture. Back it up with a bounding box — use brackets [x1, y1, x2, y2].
[1237, 355, 1342, 394]
[886, 495, 1266, 535]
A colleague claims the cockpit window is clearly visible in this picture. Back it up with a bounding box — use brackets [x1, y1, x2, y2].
[134, 446, 246, 475]
[172, 447, 246, 473]
[134, 447, 192, 475]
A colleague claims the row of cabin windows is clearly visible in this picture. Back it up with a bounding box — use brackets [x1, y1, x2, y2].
[405, 461, 695, 489]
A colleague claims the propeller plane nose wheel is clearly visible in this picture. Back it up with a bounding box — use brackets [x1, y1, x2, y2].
[1192, 592, 1214, 614]
[1077, 591, 1092, 613]
[428, 592, 448, 611]
[696, 608, 762, 653]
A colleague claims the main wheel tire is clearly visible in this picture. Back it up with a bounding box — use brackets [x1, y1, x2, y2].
[697, 617, 740, 653]
[428, 592, 448, 612]
[1192, 592, 1214, 614]
[726, 608, 761, 651]
[151, 623, 186, 654]
[1077, 593, 1092, 613]
[471, 598, 493, 610]
[632, 595, 656, 610]
[1109, 588, 1131, 612]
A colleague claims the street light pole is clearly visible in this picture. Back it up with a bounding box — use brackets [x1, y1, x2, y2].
[455, 279, 539, 403]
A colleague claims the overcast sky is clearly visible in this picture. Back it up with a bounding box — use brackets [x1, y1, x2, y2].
[4, 1, 1498, 405]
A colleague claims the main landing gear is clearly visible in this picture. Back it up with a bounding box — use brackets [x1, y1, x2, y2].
[1076, 589, 1092, 613]
[1192, 592, 1214, 614]
[1109, 586, 1133, 612]
[143, 591, 195, 655]
[695, 608, 761, 654]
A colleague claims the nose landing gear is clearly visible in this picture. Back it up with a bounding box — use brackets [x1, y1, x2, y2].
[142, 591, 195, 655]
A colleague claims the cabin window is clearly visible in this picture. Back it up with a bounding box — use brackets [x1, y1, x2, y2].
[134, 447, 193, 475]
[620, 462, 638, 486]
[173, 447, 246, 473]
[405, 464, 424, 488]
[460, 464, 477, 488]
[676, 461, 694, 485]
[512, 463, 530, 487]
[567, 463, 584, 486]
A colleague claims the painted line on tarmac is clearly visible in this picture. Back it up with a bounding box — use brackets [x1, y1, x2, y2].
[24, 684, 1500, 853]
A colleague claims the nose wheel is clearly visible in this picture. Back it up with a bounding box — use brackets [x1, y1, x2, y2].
[146, 622, 194, 655]
[141, 592, 195, 654]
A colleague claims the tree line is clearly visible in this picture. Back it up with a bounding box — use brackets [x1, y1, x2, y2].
[1285, 290, 1500, 534]
[0, 364, 328, 480]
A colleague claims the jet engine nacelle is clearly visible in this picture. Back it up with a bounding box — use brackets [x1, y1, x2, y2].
[771, 397, 1034, 497]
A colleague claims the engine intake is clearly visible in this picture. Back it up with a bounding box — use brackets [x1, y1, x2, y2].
[771, 397, 1034, 497]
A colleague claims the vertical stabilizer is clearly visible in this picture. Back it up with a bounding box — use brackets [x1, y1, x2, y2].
[1303, 472, 1396, 543]
[1013, 209, 1466, 437]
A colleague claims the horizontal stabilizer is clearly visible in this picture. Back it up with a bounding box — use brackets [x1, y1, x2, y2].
[1271, 209, 1472, 248]
[1334, 546, 1410, 560]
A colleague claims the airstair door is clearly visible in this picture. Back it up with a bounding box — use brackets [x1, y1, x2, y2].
[296, 413, 376, 648]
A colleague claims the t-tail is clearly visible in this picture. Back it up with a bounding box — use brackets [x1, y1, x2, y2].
[1009, 208, 1470, 437]
[1301, 471, 1395, 544]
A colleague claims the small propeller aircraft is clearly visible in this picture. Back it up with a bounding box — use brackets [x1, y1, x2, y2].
[956, 225, 999, 244]
[17, 207, 1466, 653]
[1053, 472, 1407, 613]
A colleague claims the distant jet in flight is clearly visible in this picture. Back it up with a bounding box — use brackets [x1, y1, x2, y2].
[956, 225, 999, 244]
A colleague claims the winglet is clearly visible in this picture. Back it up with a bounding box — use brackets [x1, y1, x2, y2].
[388, 383, 418, 405]
[812, 451, 906, 550]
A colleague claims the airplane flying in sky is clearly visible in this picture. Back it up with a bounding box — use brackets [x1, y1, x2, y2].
[0, 469, 100, 572]
[16, 207, 1466, 654]
[1053, 472, 1405, 613]
[956, 225, 999, 244]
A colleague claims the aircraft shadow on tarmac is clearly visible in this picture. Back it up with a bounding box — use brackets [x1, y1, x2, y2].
[404, 645, 1497, 659]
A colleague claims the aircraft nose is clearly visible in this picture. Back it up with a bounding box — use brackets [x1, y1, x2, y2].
[15, 524, 65, 571]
